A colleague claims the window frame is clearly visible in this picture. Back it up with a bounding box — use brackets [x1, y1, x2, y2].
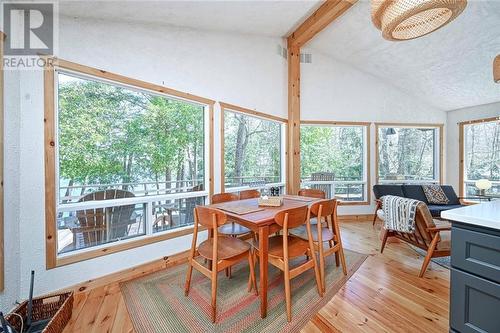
[300, 120, 371, 205]
[459, 116, 500, 197]
[44, 58, 215, 269]
[219, 102, 288, 194]
[375, 123, 443, 185]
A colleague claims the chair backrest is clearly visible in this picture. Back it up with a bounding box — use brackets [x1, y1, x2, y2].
[392, 202, 437, 249]
[195, 206, 227, 228]
[76, 189, 135, 244]
[274, 206, 309, 230]
[239, 189, 260, 199]
[211, 192, 239, 204]
[311, 172, 335, 181]
[298, 188, 326, 199]
[440, 185, 460, 205]
[310, 199, 337, 218]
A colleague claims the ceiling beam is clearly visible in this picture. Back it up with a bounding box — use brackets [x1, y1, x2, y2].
[287, 0, 358, 48]
[286, 0, 358, 194]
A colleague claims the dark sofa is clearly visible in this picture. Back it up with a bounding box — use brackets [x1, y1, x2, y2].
[372, 184, 465, 220]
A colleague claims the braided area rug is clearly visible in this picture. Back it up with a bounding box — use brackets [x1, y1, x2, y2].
[121, 249, 367, 333]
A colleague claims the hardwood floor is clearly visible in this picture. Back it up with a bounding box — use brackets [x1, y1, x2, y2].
[62, 221, 450, 332]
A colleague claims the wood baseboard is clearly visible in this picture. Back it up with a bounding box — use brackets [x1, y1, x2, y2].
[64, 249, 191, 295]
[338, 214, 375, 222]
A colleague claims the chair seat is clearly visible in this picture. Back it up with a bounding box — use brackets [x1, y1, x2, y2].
[218, 222, 251, 236]
[290, 225, 335, 242]
[198, 236, 251, 260]
[254, 235, 309, 259]
[427, 204, 464, 218]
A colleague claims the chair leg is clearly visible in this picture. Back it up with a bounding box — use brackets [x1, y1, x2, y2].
[247, 251, 258, 296]
[283, 259, 292, 322]
[319, 247, 326, 293]
[373, 201, 381, 226]
[309, 248, 323, 297]
[211, 268, 218, 323]
[419, 233, 439, 278]
[380, 228, 389, 253]
[338, 243, 347, 276]
[184, 260, 193, 296]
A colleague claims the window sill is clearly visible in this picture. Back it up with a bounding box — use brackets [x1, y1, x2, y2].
[51, 225, 205, 269]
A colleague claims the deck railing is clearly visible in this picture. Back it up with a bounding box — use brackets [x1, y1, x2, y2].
[300, 178, 366, 202]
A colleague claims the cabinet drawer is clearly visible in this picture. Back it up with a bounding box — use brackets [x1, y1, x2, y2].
[451, 227, 500, 284]
[450, 269, 500, 333]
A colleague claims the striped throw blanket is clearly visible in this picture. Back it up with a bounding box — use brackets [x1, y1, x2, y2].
[382, 195, 421, 233]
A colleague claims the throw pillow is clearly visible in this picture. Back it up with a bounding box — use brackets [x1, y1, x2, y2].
[422, 185, 450, 205]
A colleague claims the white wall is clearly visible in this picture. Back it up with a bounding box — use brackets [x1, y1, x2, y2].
[446, 102, 500, 192]
[301, 50, 448, 214]
[1, 16, 288, 311]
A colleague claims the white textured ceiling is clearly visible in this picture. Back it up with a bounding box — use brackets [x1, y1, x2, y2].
[57, 0, 321, 37]
[307, 0, 500, 111]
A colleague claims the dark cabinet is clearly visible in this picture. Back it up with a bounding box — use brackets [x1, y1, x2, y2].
[450, 224, 500, 333]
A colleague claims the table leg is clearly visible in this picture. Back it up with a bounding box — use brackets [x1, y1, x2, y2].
[259, 225, 269, 318]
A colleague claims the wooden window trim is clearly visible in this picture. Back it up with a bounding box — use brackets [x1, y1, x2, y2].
[458, 116, 500, 197]
[219, 102, 288, 193]
[374, 122, 444, 185]
[300, 121, 371, 206]
[44, 58, 214, 269]
[0, 31, 5, 291]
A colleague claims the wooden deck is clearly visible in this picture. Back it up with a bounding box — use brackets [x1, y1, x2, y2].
[63, 220, 450, 332]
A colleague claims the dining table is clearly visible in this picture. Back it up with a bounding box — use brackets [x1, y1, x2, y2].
[206, 195, 321, 318]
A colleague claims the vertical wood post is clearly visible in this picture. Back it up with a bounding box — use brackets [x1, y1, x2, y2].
[287, 44, 301, 194]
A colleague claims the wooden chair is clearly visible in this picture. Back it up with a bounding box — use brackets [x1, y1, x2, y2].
[252, 206, 323, 322]
[298, 188, 326, 199]
[212, 193, 252, 236]
[298, 188, 326, 225]
[380, 202, 451, 277]
[184, 206, 257, 323]
[291, 199, 347, 292]
[239, 189, 261, 199]
[73, 189, 135, 248]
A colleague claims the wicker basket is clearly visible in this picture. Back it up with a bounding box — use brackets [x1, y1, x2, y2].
[5, 292, 73, 333]
[258, 196, 283, 207]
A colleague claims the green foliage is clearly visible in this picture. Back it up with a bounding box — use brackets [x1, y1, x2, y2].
[465, 122, 499, 181]
[58, 73, 204, 190]
[300, 126, 364, 181]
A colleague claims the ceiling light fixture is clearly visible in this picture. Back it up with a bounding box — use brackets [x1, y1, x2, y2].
[494, 55, 500, 83]
[371, 0, 467, 41]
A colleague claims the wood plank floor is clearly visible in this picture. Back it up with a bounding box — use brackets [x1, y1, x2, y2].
[63, 221, 450, 332]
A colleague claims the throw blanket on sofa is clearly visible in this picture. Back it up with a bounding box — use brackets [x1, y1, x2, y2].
[382, 195, 421, 233]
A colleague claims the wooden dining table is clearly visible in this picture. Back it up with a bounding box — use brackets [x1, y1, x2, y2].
[207, 195, 320, 318]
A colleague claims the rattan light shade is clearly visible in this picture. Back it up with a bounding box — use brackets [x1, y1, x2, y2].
[494, 55, 500, 83]
[371, 0, 467, 41]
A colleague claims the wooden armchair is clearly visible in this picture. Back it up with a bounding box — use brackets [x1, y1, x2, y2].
[380, 202, 451, 277]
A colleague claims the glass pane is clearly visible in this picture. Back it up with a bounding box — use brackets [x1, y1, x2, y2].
[57, 72, 205, 204]
[300, 125, 365, 201]
[224, 111, 281, 188]
[300, 126, 364, 181]
[152, 195, 206, 233]
[464, 121, 500, 196]
[57, 203, 145, 254]
[378, 127, 436, 181]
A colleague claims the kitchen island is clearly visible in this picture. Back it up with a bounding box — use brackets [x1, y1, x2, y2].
[442, 200, 500, 333]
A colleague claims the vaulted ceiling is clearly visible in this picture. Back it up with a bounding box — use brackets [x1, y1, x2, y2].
[307, 0, 500, 111]
[57, 0, 500, 111]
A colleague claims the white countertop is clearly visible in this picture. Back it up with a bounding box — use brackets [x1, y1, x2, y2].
[441, 200, 500, 230]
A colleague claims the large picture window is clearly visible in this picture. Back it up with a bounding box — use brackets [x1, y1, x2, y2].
[460, 117, 499, 197]
[45, 60, 213, 267]
[221, 103, 286, 193]
[376, 124, 442, 184]
[300, 123, 369, 203]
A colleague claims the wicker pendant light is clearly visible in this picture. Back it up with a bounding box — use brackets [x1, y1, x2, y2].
[494, 55, 500, 83]
[371, 0, 467, 41]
